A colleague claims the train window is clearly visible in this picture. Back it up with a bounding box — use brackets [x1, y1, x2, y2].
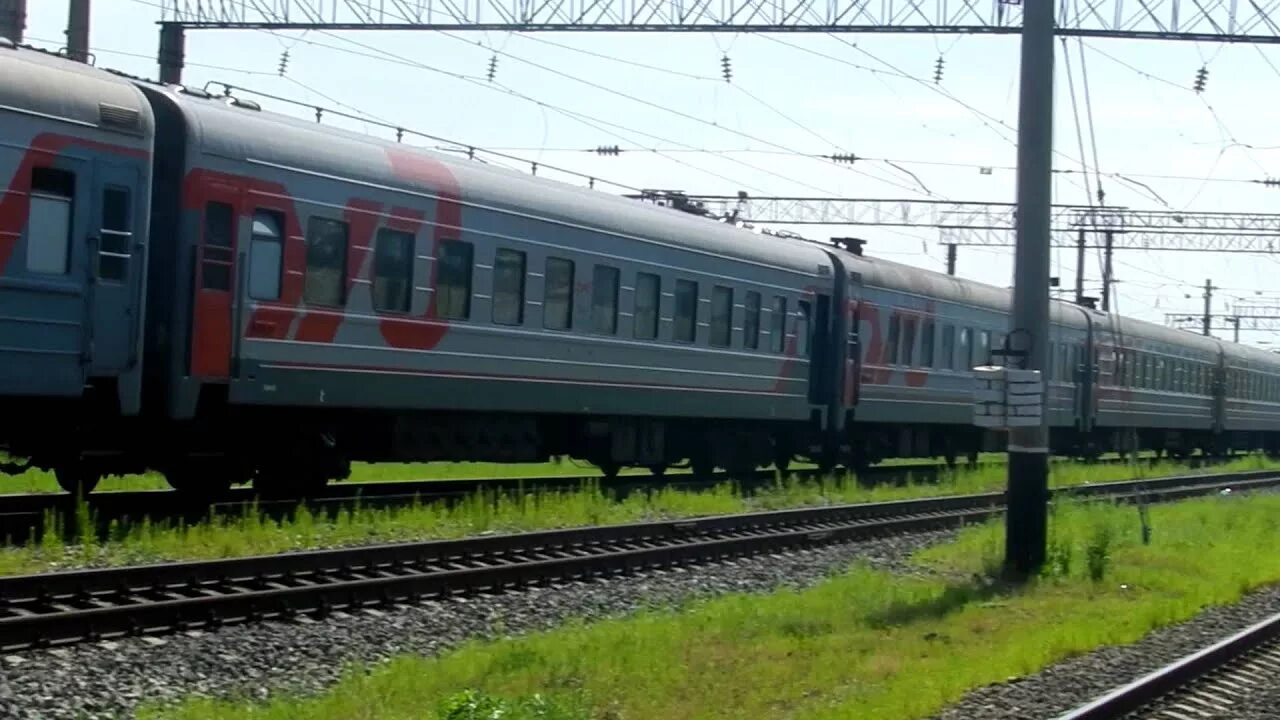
[796, 299, 811, 356]
[675, 280, 699, 343]
[372, 228, 414, 313]
[543, 256, 574, 330]
[901, 316, 917, 366]
[26, 168, 76, 275]
[958, 328, 971, 370]
[302, 216, 348, 306]
[592, 265, 620, 335]
[710, 285, 733, 347]
[886, 315, 901, 365]
[98, 187, 131, 282]
[770, 296, 787, 353]
[634, 272, 660, 339]
[921, 319, 936, 368]
[435, 239, 473, 320]
[248, 210, 284, 300]
[978, 330, 991, 365]
[492, 248, 526, 326]
[940, 325, 955, 370]
[743, 291, 761, 349]
[200, 201, 235, 291]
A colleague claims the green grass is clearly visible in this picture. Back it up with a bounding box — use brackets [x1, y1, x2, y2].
[0, 450, 1082, 494]
[138, 488, 1280, 720]
[0, 453, 1275, 580]
[0, 459, 638, 494]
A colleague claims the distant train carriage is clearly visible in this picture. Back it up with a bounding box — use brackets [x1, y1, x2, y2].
[1, 39, 1279, 497]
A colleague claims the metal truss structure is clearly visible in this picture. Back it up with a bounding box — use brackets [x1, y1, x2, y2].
[158, 0, 1280, 42]
[630, 194, 1280, 252]
[1166, 314, 1280, 334]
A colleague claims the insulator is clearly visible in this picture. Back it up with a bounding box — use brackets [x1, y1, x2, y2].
[1193, 65, 1208, 93]
[1264, 178, 1280, 187]
[933, 55, 944, 84]
[487, 54, 498, 82]
[720, 54, 732, 83]
[277, 49, 289, 77]
[829, 153, 858, 164]
[594, 145, 621, 156]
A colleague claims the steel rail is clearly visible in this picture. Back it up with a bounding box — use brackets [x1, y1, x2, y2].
[0, 470, 1272, 653]
[1054, 610, 1280, 719]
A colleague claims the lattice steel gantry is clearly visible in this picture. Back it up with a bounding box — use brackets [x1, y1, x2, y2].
[155, 0, 1280, 83]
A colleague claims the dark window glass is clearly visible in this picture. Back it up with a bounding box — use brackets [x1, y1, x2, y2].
[902, 316, 917, 366]
[674, 279, 698, 342]
[591, 265, 620, 334]
[303, 216, 347, 306]
[797, 300, 811, 357]
[492, 248, 526, 326]
[958, 328, 971, 370]
[941, 325, 955, 370]
[710, 285, 733, 347]
[978, 330, 991, 365]
[248, 210, 283, 300]
[543, 257, 574, 330]
[373, 228, 414, 313]
[202, 201, 235, 291]
[98, 187, 130, 281]
[743, 291, 761, 349]
[436, 239, 472, 320]
[634, 272, 659, 339]
[887, 315, 901, 365]
[770, 296, 787, 353]
[920, 319, 935, 368]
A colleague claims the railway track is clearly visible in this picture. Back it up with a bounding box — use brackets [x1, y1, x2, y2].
[0, 468, 1273, 654]
[0, 454, 1220, 544]
[1055, 609, 1280, 719]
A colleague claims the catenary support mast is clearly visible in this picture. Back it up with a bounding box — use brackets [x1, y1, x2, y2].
[1004, 0, 1055, 579]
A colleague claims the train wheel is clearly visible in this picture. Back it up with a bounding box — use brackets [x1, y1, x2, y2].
[54, 463, 100, 496]
[647, 464, 667, 478]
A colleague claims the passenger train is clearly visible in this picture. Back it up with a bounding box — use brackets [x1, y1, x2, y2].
[3, 40, 1279, 495]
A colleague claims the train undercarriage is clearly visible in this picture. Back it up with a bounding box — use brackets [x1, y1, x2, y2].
[4, 396, 1280, 496]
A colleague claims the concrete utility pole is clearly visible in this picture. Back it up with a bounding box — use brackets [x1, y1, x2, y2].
[67, 0, 90, 62]
[1203, 279, 1214, 336]
[1004, 0, 1055, 580]
[1074, 228, 1086, 305]
[1101, 230, 1114, 312]
[0, 0, 25, 43]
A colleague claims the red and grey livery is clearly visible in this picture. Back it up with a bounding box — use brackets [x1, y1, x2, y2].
[2, 40, 1277, 495]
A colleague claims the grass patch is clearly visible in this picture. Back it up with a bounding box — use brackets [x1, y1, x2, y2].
[0, 458, 643, 495]
[139, 489, 1280, 720]
[0, 454, 1274, 579]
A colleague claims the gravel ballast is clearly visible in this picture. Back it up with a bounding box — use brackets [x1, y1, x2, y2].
[0, 529, 957, 720]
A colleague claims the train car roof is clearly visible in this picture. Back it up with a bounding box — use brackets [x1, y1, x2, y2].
[146, 83, 833, 278]
[0, 42, 153, 138]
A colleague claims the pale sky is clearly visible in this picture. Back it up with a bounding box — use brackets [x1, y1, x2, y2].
[19, 0, 1280, 344]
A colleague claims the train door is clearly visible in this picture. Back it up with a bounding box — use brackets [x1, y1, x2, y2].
[188, 180, 240, 379]
[843, 271, 862, 411]
[803, 293, 833, 405]
[87, 161, 143, 375]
